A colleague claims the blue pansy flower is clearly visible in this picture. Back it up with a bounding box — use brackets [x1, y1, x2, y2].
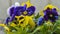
[37, 16, 44, 25]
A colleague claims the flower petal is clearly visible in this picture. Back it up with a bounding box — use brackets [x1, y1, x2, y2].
[27, 6, 35, 16]
[37, 16, 44, 25]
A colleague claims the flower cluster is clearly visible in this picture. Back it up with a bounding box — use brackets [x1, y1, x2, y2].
[0, 0, 60, 34]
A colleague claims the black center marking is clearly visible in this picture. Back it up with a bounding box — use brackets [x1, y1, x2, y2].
[15, 18, 17, 20]
[19, 17, 24, 20]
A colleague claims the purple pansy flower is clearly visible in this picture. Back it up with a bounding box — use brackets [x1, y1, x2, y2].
[37, 7, 58, 25]
[43, 7, 58, 22]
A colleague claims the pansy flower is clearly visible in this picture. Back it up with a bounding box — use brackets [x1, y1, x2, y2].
[6, 3, 35, 26]
[37, 6, 58, 25]
[37, 16, 44, 25]
[44, 7, 58, 22]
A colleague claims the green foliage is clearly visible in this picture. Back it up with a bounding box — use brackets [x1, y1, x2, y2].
[35, 13, 40, 19]
[4, 16, 60, 34]
[4, 26, 31, 34]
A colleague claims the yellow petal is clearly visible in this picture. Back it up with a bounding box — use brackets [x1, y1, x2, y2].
[0, 24, 10, 31]
[15, 16, 24, 21]
[39, 10, 44, 16]
[10, 23, 16, 27]
[44, 4, 58, 11]
[21, 0, 32, 8]
[18, 19, 25, 26]
[30, 15, 34, 18]
[28, 16, 35, 28]
[0, 24, 5, 27]
[4, 26, 10, 31]
[18, 16, 29, 27]
[21, 16, 29, 27]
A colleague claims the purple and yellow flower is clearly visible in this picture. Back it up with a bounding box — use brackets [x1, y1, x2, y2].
[6, 1, 35, 25]
[43, 7, 58, 22]
[37, 6, 59, 25]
